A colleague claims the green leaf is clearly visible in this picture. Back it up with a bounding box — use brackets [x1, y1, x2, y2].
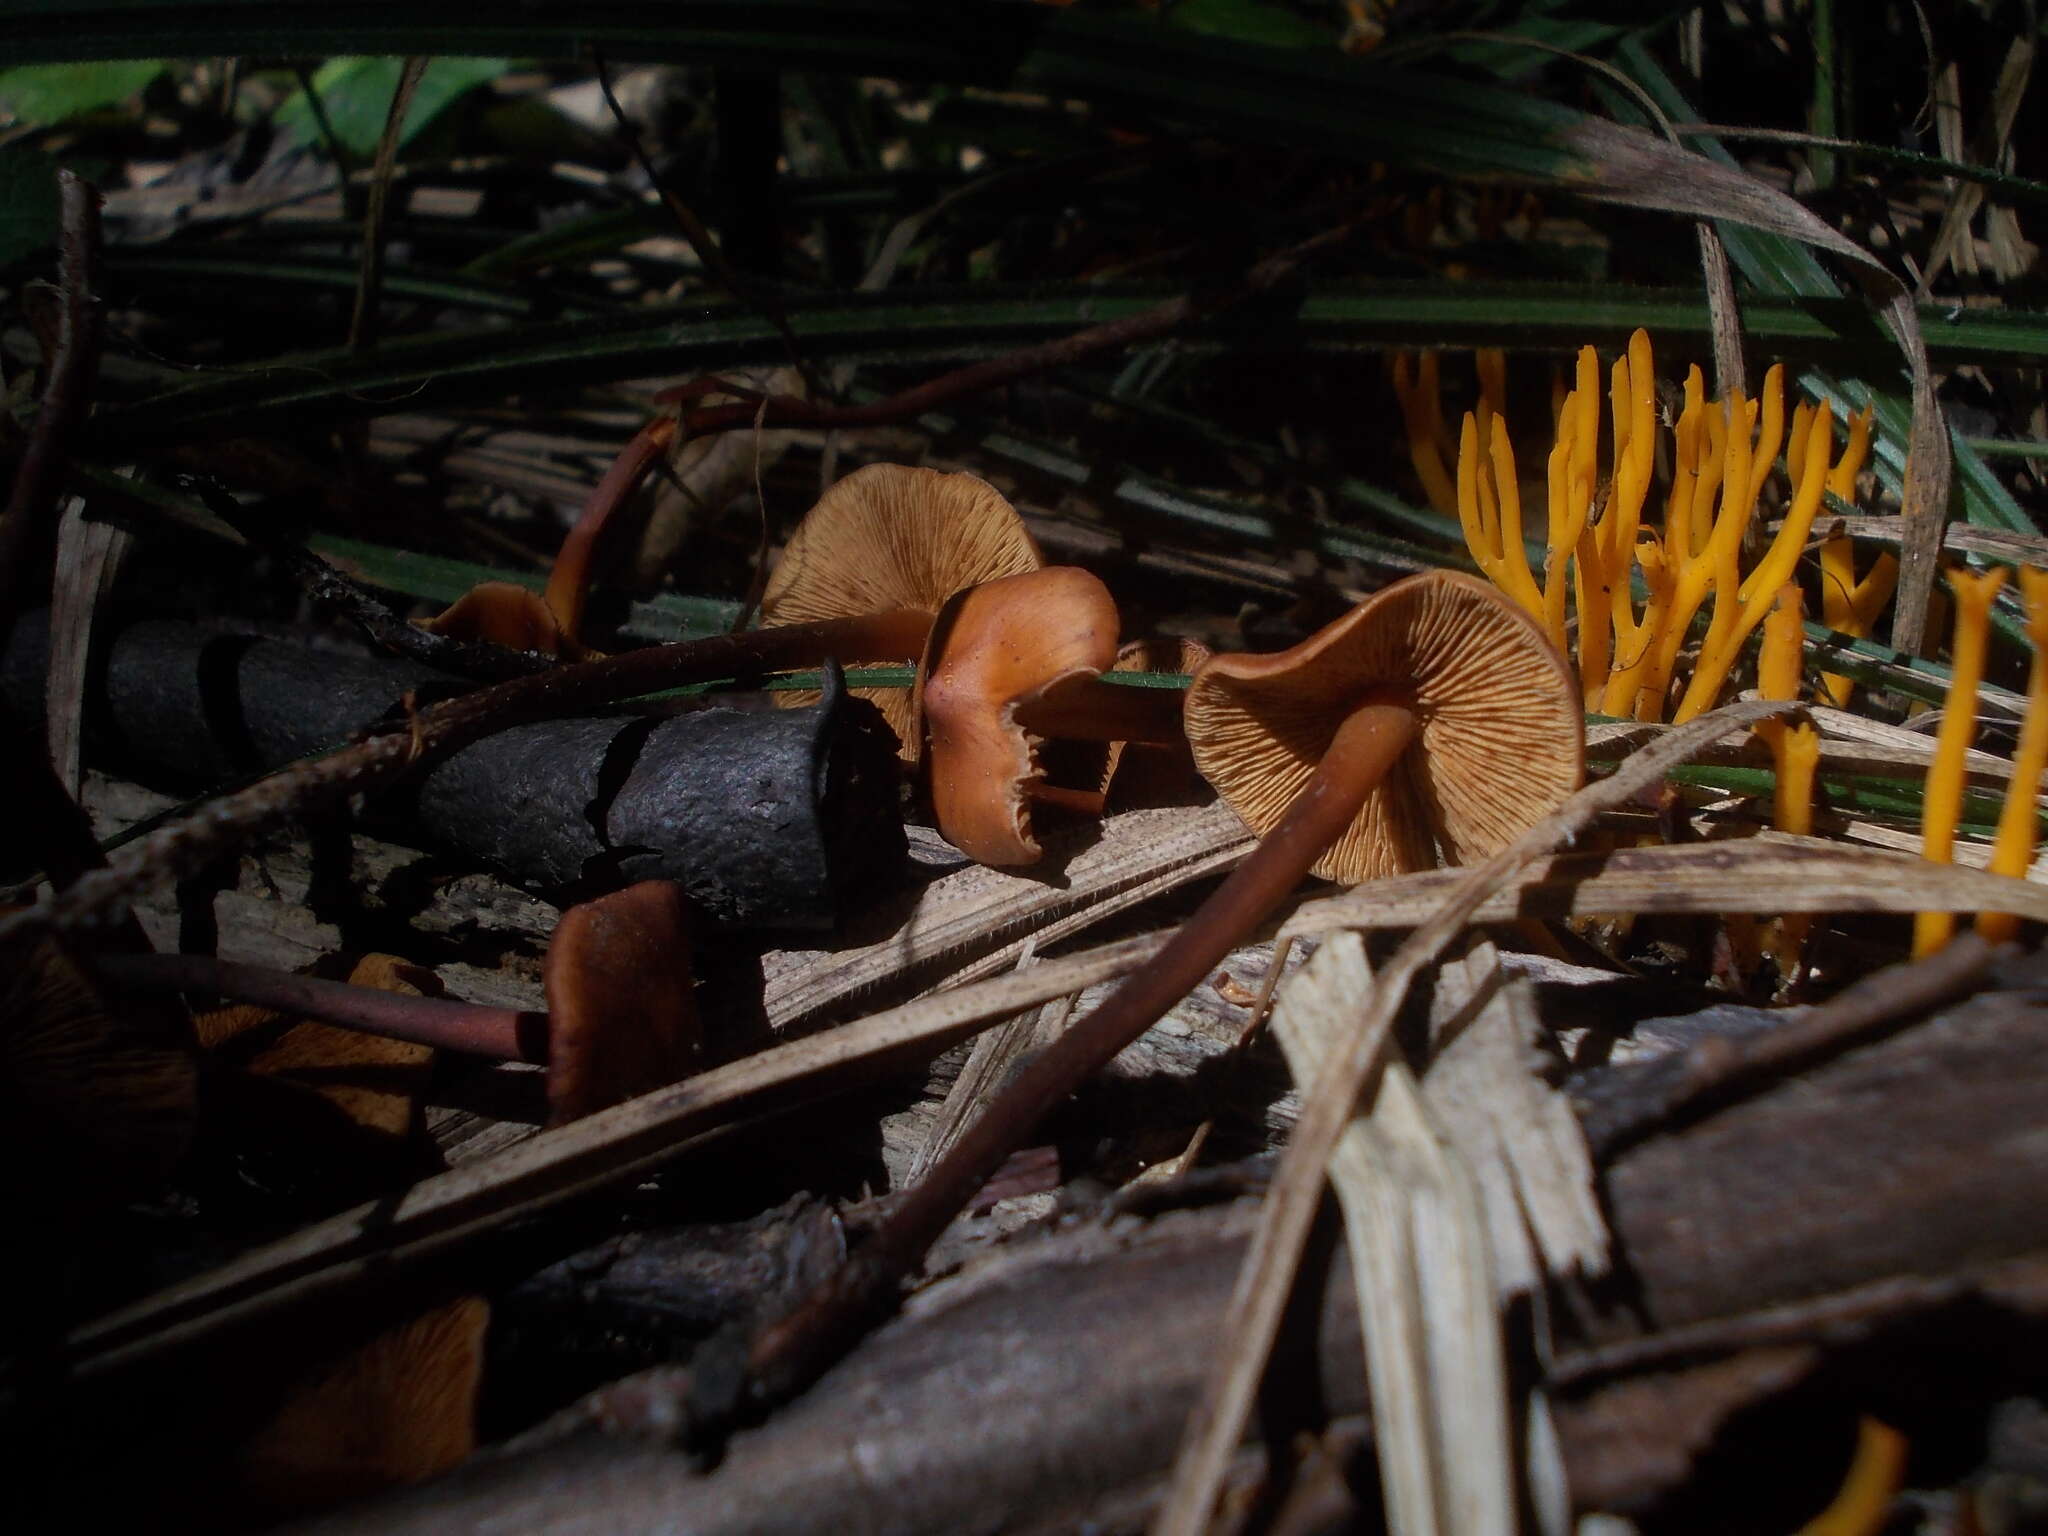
[0, 61, 163, 126]
[274, 56, 510, 157]
[1165, 0, 1336, 50]
[0, 146, 61, 268]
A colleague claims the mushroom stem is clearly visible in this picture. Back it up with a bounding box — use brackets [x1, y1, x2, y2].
[748, 695, 1419, 1402]
[90, 953, 549, 1064]
[1012, 677, 1186, 745]
[545, 415, 679, 644]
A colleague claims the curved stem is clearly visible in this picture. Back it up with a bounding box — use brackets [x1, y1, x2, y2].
[545, 415, 678, 644]
[91, 953, 549, 1063]
[746, 698, 1419, 1405]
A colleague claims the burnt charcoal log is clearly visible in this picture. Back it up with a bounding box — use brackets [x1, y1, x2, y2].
[2, 613, 905, 930]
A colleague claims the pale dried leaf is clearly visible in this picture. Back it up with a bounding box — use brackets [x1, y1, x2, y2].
[1425, 940, 1608, 1294]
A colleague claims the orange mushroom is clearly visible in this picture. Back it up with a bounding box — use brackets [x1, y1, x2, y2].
[915, 567, 1184, 865]
[419, 580, 587, 660]
[759, 462, 1045, 758]
[231, 1294, 490, 1519]
[97, 883, 700, 1128]
[2, 930, 197, 1232]
[542, 879, 699, 1126]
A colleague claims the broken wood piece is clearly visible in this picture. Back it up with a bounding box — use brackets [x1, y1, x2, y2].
[1423, 938, 1609, 1294]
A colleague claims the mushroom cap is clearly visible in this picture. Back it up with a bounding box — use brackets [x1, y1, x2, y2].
[916, 566, 1122, 867]
[543, 881, 698, 1126]
[1184, 570, 1582, 884]
[420, 581, 585, 659]
[760, 463, 1043, 755]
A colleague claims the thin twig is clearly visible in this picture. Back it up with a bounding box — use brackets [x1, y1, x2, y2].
[1152, 698, 1800, 1536]
[348, 56, 427, 353]
[168, 472, 554, 681]
[0, 170, 103, 630]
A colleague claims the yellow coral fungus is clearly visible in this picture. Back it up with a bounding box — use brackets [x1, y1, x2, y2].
[1392, 351, 1458, 516]
[1796, 1417, 1908, 1536]
[1455, 411, 1545, 619]
[1754, 584, 1819, 982]
[1641, 384, 1766, 721]
[1675, 378, 1827, 722]
[1815, 405, 1890, 707]
[1976, 566, 2048, 943]
[1915, 566, 2009, 957]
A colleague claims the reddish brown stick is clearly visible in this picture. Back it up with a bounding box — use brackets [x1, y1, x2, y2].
[745, 698, 1418, 1407]
[93, 952, 548, 1062]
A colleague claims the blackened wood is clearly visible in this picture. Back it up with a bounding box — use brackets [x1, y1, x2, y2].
[1, 613, 904, 929]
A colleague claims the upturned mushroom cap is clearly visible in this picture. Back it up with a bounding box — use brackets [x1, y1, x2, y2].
[1184, 569, 1582, 884]
[760, 463, 1044, 755]
[917, 565, 1121, 867]
[543, 881, 698, 1126]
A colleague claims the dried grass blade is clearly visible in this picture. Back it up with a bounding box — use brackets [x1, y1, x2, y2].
[1281, 835, 2048, 933]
